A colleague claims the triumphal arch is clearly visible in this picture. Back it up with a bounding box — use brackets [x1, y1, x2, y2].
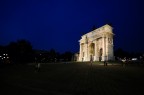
[78, 24, 114, 61]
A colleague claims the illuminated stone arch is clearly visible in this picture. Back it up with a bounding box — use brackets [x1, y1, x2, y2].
[78, 24, 114, 62]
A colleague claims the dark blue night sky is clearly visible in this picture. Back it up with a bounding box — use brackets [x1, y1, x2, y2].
[0, 0, 144, 53]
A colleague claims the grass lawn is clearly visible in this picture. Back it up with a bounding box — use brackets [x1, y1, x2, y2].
[0, 62, 144, 95]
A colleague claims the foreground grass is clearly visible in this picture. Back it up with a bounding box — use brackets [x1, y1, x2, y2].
[0, 62, 144, 95]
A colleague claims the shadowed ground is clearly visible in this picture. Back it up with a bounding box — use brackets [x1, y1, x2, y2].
[0, 62, 144, 95]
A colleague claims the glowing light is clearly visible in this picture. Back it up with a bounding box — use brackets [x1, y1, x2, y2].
[132, 58, 137, 61]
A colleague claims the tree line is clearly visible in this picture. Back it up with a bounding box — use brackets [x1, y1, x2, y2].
[114, 48, 144, 60]
[0, 39, 73, 65]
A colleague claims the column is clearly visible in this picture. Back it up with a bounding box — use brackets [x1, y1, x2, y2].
[79, 43, 82, 61]
[85, 43, 88, 61]
[102, 37, 106, 61]
[111, 37, 114, 60]
[94, 40, 98, 61]
[105, 37, 108, 61]
[82, 43, 87, 61]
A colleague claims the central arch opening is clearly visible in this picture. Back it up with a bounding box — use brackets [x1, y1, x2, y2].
[89, 43, 95, 55]
[89, 43, 95, 61]
[99, 48, 103, 61]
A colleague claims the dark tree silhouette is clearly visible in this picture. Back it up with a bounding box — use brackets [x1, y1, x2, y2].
[0, 46, 7, 64]
[7, 39, 34, 64]
[49, 49, 57, 62]
[114, 48, 129, 59]
[60, 51, 73, 61]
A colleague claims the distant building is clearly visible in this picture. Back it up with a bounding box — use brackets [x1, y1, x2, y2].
[78, 24, 114, 61]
